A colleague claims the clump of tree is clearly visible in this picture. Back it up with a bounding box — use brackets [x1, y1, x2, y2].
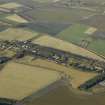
[78, 73, 105, 90]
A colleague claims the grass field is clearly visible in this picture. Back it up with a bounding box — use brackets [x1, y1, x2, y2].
[24, 22, 70, 35]
[0, 62, 61, 100]
[57, 23, 105, 57]
[0, 28, 39, 41]
[57, 24, 90, 44]
[33, 35, 104, 61]
[88, 39, 105, 56]
[0, 2, 22, 9]
[6, 14, 29, 23]
[25, 8, 93, 23]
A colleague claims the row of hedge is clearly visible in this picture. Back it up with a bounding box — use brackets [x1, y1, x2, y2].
[78, 73, 105, 90]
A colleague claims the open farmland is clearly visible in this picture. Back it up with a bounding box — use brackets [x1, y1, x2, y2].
[0, 2, 22, 9]
[30, 59, 97, 88]
[25, 85, 105, 105]
[5, 14, 29, 23]
[24, 8, 94, 23]
[16, 58, 97, 89]
[57, 24, 90, 44]
[0, 13, 23, 26]
[0, 0, 105, 105]
[0, 28, 39, 41]
[0, 49, 16, 57]
[80, 15, 105, 31]
[88, 39, 105, 56]
[23, 22, 71, 35]
[33, 35, 105, 61]
[57, 23, 105, 57]
[0, 62, 61, 100]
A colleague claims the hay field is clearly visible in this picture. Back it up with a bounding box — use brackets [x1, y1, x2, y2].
[32, 59, 97, 88]
[18, 58, 97, 89]
[0, 62, 61, 100]
[85, 27, 97, 35]
[0, 2, 22, 9]
[0, 49, 16, 57]
[6, 14, 28, 23]
[33, 35, 104, 61]
[0, 28, 39, 41]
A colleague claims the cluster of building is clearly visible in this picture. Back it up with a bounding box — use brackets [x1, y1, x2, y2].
[0, 39, 105, 73]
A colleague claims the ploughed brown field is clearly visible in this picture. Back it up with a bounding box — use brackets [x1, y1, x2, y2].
[26, 85, 105, 105]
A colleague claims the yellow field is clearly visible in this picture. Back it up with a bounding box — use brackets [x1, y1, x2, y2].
[0, 49, 16, 57]
[0, 62, 61, 100]
[0, 2, 22, 9]
[33, 35, 104, 61]
[85, 27, 97, 35]
[17, 58, 97, 89]
[6, 14, 28, 23]
[0, 28, 39, 41]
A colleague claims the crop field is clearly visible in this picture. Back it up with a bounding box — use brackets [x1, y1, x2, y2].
[24, 8, 93, 23]
[24, 22, 71, 35]
[0, 62, 61, 100]
[25, 85, 105, 105]
[0, 13, 22, 25]
[88, 40, 105, 56]
[5, 14, 29, 23]
[57, 23, 105, 57]
[0, 2, 22, 9]
[32, 59, 97, 88]
[0, 28, 39, 41]
[80, 15, 105, 31]
[57, 24, 90, 44]
[33, 35, 104, 61]
[17, 58, 97, 89]
[0, 49, 16, 57]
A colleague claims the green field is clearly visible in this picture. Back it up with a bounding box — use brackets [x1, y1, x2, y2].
[26, 9, 93, 23]
[57, 24, 105, 57]
[88, 40, 105, 56]
[57, 24, 89, 44]
[0, 13, 20, 25]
